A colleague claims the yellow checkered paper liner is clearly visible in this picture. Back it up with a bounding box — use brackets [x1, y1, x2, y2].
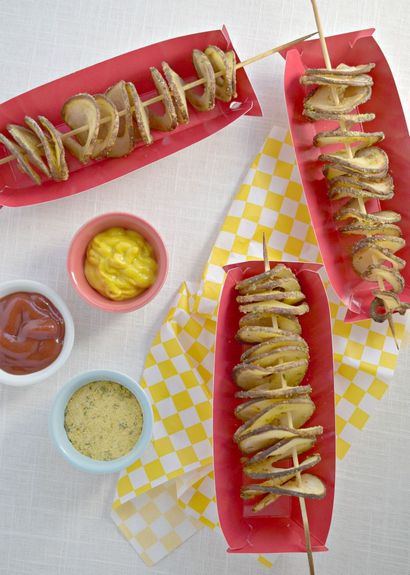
[112, 125, 406, 567]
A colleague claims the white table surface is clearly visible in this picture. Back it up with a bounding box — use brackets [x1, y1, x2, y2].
[1, 1, 410, 574]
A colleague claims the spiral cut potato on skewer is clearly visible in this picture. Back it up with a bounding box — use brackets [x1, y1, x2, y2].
[232, 264, 325, 512]
[0, 46, 238, 186]
[301, 63, 410, 323]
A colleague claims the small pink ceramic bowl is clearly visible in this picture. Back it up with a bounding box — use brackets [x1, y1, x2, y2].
[67, 212, 168, 312]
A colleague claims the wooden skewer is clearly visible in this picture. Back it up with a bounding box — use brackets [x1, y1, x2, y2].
[0, 31, 317, 167]
[309, 0, 399, 349]
[387, 316, 399, 349]
[310, 0, 352, 161]
[262, 233, 315, 575]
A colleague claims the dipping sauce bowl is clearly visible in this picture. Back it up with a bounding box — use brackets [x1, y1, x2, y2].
[67, 212, 168, 313]
[0, 280, 74, 386]
[49, 369, 153, 473]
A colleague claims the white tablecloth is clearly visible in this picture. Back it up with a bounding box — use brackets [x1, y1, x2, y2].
[1, 1, 410, 574]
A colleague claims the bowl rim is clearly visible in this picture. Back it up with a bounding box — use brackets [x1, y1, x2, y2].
[0, 279, 75, 386]
[67, 212, 169, 313]
[49, 369, 153, 474]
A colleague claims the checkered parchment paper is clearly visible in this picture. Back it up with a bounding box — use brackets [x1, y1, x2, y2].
[111, 125, 406, 568]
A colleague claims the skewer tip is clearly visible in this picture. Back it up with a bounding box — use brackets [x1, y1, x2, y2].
[262, 233, 270, 272]
[387, 315, 400, 350]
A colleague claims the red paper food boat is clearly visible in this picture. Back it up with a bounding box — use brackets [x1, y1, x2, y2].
[282, 29, 410, 321]
[0, 27, 261, 207]
[213, 260, 335, 554]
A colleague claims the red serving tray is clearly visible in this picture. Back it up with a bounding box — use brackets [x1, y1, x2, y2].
[213, 260, 335, 554]
[282, 30, 410, 321]
[0, 27, 261, 207]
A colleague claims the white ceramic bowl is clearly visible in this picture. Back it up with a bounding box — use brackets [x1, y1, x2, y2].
[49, 369, 153, 473]
[0, 280, 75, 386]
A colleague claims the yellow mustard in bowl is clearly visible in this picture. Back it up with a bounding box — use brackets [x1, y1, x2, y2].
[84, 227, 157, 301]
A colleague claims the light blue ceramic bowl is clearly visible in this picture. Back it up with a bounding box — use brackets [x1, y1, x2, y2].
[49, 369, 153, 474]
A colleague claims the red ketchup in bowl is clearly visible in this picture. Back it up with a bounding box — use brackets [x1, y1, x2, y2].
[0, 292, 65, 375]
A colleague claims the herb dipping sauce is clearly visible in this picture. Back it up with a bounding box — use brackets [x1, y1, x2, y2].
[64, 381, 143, 460]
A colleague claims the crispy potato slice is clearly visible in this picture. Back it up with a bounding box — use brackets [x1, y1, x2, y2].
[246, 473, 326, 503]
[239, 300, 309, 316]
[334, 207, 401, 225]
[234, 397, 305, 422]
[235, 385, 311, 400]
[237, 290, 305, 306]
[105, 80, 135, 157]
[363, 265, 404, 293]
[352, 243, 406, 276]
[237, 276, 301, 295]
[354, 235, 405, 255]
[247, 436, 317, 465]
[204, 45, 235, 102]
[244, 438, 316, 474]
[328, 185, 394, 202]
[301, 73, 373, 87]
[244, 453, 321, 480]
[125, 82, 152, 145]
[340, 222, 402, 237]
[251, 362, 309, 391]
[235, 265, 295, 291]
[304, 84, 372, 114]
[370, 297, 390, 323]
[24, 117, 54, 180]
[252, 359, 308, 390]
[38, 116, 69, 181]
[244, 345, 309, 368]
[162, 61, 189, 124]
[61, 93, 100, 163]
[251, 467, 324, 511]
[304, 63, 375, 76]
[372, 290, 402, 312]
[303, 110, 376, 126]
[185, 49, 216, 112]
[238, 425, 322, 454]
[25, 116, 68, 181]
[314, 129, 384, 148]
[236, 325, 302, 343]
[91, 94, 119, 159]
[241, 465, 326, 512]
[7, 124, 50, 177]
[331, 174, 393, 195]
[226, 50, 237, 98]
[233, 359, 309, 390]
[329, 189, 381, 202]
[370, 291, 410, 322]
[238, 313, 302, 333]
[240, 335, 308, 361]
[0, 133, 41, 185]
[324, 163, 387, 182]
[238, 427, 316, 456]
[148, 67, 178, 131]
[319, 146, 389, 177]
[241, 475, 289, 500]
[234, 398, 315, 441]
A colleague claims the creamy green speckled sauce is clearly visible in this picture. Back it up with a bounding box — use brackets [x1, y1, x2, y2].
[64, 381, 143, 461]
